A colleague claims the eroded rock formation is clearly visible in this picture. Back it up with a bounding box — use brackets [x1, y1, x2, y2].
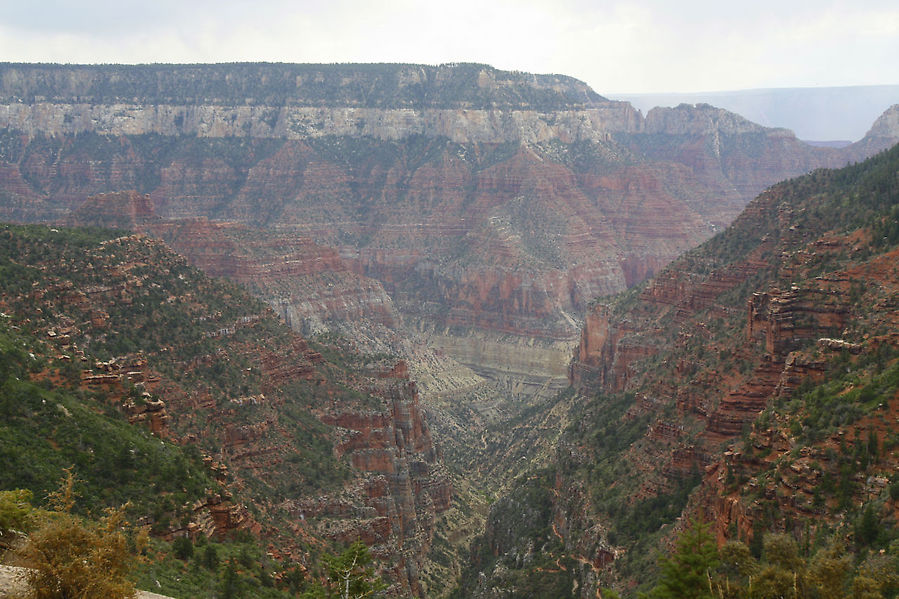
[2, 64, 897, 387]
[0, 226, 451, 596]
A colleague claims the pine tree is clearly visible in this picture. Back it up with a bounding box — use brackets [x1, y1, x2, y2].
[646, 519, 719, 599]
[303, 540, 387, 599]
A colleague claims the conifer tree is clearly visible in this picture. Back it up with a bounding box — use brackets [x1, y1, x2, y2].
[303, 540, 387, 599]
[645, 519, 719, 599]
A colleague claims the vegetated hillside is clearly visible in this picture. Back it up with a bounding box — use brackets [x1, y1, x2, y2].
[456, 144, 899, 597]
[0, 223, 451, 597]
[0, 300, 215, 515]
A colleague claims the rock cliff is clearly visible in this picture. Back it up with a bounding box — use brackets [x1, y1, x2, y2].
[0, 102, 642, 144]
[466, 142, 899, 596]
[3, 65, 899, 596]
[2, 64, 896, 381]
[845, 103, 899, 159]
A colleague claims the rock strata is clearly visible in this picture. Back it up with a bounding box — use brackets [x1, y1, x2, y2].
[308, 363, 451, 596]
[3, 64, 897, 362]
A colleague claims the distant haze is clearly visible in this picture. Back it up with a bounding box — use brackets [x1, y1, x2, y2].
[610, 85, 899, 142]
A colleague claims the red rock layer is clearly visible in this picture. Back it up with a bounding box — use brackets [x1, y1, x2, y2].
[6, 103, 890, 342]
[6, 230, 448, 596]
[310, 364, 452, 596]
[65, 198, 398, 329]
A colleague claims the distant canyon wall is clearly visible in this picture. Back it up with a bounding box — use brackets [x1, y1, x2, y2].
[0, 102, 643, 144]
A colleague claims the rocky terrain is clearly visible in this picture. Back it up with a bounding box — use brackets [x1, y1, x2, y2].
[2, 64, 897, 393]
[2, 63, 899, 597]
[458, 142, 899, 597]
[0, 224, 451, 596]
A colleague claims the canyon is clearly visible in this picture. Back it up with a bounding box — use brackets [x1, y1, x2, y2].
[2, 63, 899, 596]
[0, 225, 455, 596]
[460, 144, 899, 597]
[1, 63, 896, 393]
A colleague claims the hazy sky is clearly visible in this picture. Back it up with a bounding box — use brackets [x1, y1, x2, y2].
[1, 0, 897, 94]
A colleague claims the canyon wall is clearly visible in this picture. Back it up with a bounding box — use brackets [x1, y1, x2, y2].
[524, 144, 899, 595]
[3, 67, 896, 387]
[5, 63, 899, 597]
[0, 103, 643, 144]
[0, 224, 452, 596]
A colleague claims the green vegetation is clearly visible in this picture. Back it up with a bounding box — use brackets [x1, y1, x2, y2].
[135, 535, 307, 599]
[12, 472, 146, 599]
[0, 222, 352, 501]
[777, 351, 899, 445]
[451, 468, 576, 598]
[453, 139, 899, 595]
[0, 321, 214, 520]
[135, 534, 395, 599]
[643, 520, 719, 599]
[653, 143, 899, 289]
[0, 489, 36, 550]
[1, 477, 383, 599]
[300, 541, 387, 599]
[644, 521, 899, 599]
[0, 222, 365, 594]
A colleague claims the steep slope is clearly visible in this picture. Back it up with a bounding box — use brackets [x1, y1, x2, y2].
[459, 144, 899, 597]
[2, 64, 898, 596]
[0, 223, 450, 596]
[2, 63, 896, 388]
[0, 312, 215, 518]
[846, 104, 899, 160]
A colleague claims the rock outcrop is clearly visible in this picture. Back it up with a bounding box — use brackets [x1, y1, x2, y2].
[0, 102, 643, 144]
[145, 217, 398, 331]
[312, 363, 452, 596]
[0, 225, 450, 596]
[847, 103, 899, 158]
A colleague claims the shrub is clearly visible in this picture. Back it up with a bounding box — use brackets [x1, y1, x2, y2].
[17, 472, 146, 599]
[0, 488, 35, 549]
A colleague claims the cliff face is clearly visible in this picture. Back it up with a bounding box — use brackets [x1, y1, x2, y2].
[67, 191, 398, 332]
[4, 66, 899, 595]
[2, 64, 896, 380]
[467, 143, 899, 596]
[0, 102, 642, 144]
[314, 364, 452, 595]
[848, 103, 899, 158]
[0, 63, 614, 109]
[149, 219, 398, 332]
[690, 239, 899, 548]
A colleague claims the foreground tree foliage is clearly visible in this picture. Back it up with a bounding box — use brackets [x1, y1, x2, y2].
[0, 489, 36, 551]
[644, 520, 719, 599]
[643, 520, 899, 599]
[302, 541, 387, 599]
[15, 471, 146, 599]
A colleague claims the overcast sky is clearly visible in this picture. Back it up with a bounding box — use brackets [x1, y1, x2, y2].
[1, 0, 897, 94]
